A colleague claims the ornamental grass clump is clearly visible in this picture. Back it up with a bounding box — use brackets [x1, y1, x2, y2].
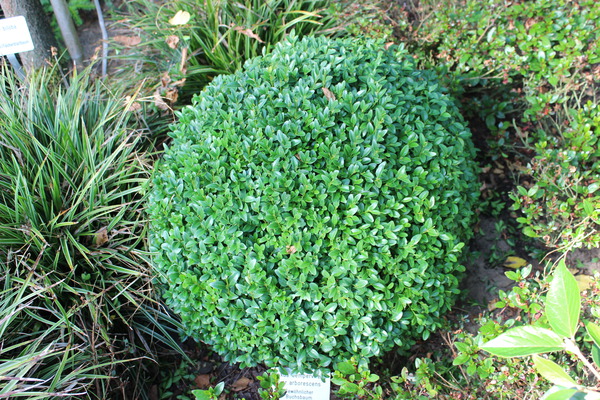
[149, 35, 480, 371]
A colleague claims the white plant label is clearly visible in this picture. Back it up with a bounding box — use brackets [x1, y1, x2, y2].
[281, 372, 330, 400]
[0, 16, 34, 56]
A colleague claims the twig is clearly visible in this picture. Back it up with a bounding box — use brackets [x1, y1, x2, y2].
[93, 0, 109, 76]
[564, 338, 600, 383]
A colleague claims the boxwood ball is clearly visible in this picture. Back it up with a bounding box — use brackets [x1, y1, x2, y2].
[148, 35, 479, 372]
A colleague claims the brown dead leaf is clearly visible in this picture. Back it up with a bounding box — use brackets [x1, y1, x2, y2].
[161, 72, 171, 88]
[180, 47, 188, 72]
[384, 42, 395, 50]
[286, 245, 297, 255]
[172, 78, 187, 88]
[231, 377, 252, 392]
[113, 35, 141, 47]
[165, 88, 179, 104]
[575, 274, 594, 292]
[194, 374, 211, 389]
[154, 90, 170, 111]
[233, 26, 264, 43]
[94, 227, 109, 247]
[487, 299, 499, 311]
[166, 35, 180, 49]
[124, 96, 142, 112]
[322, 87, 336, 101]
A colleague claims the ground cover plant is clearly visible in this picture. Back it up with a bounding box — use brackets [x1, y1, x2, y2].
[148, 34, 480, 372]
[0, 63, 186, 399]
[393, 0, 600, 252]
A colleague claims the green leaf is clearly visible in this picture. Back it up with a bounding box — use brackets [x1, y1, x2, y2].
[214, 382, 225, 395]
[592, 344, 600, 368]
[532, 355, 577, 388]
[480, 326, 565, 357]
[585, 321, 600, 348]
[583, 200, 595, 217]
[452, 353, 470, 366]
[336, 361, 356, 375]
[340, 381, 360, 394]
[546, 261, 580, 338]
[192, 390, 214, 400]
[541, 387, 580, 400]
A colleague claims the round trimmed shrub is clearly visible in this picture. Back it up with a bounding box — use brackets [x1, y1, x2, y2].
[148, 35, 479, 371]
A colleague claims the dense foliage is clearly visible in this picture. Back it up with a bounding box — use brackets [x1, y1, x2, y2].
[512, 103, 600, 249]
[398, 0, 600, 250]
[149, 35, 479, 371]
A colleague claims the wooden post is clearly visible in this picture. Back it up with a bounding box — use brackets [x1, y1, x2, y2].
[0, 0, 58, 72]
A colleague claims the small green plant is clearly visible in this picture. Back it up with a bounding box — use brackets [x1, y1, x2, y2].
[481, 261, 600, 398]
[149, 34, 480, 372]
[192, 382, 225, 400]
[332, 358, 382, 399]
[257, 372, 287, 400]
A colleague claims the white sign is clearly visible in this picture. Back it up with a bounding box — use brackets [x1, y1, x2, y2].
[281, 372, 330, 400]
[0, 16, 34, 56]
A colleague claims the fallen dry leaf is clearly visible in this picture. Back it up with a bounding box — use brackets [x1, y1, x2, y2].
[575, 274, 594, 292]
[286, 245, 297, 255]
[487, 299, 500, 311]
[384, 41, 395, 50]
[161, 72, 171, 87]
[172, 78, 187, 88]
[322, 87, 336, 101]
[194, 374, 211, 389]
[94, 227, 109, 247]
[165, 88, 179, 104]
[503, 256, 527, 269]
[166, 35, 180, 49]
[233, 26, 264, 43]
[124, 95, 142, 112]
[169, 10, 191, 26]
[154, 90, 170, 111]
[231, 377, 252, 392]
[113, 35, 141, 47]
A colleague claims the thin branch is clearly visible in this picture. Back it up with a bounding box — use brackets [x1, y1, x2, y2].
[93, 0, 109, 76]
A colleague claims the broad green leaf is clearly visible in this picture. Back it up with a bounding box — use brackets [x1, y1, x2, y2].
[546, 261, 580, 338]
[585, 321, 600, 348]
[532, 355, 577, 387]
[339, 381, 360, 393]
[541, 387, 580, 400]
[336, 361, 355, 375]
[480, 326, 565, 357]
